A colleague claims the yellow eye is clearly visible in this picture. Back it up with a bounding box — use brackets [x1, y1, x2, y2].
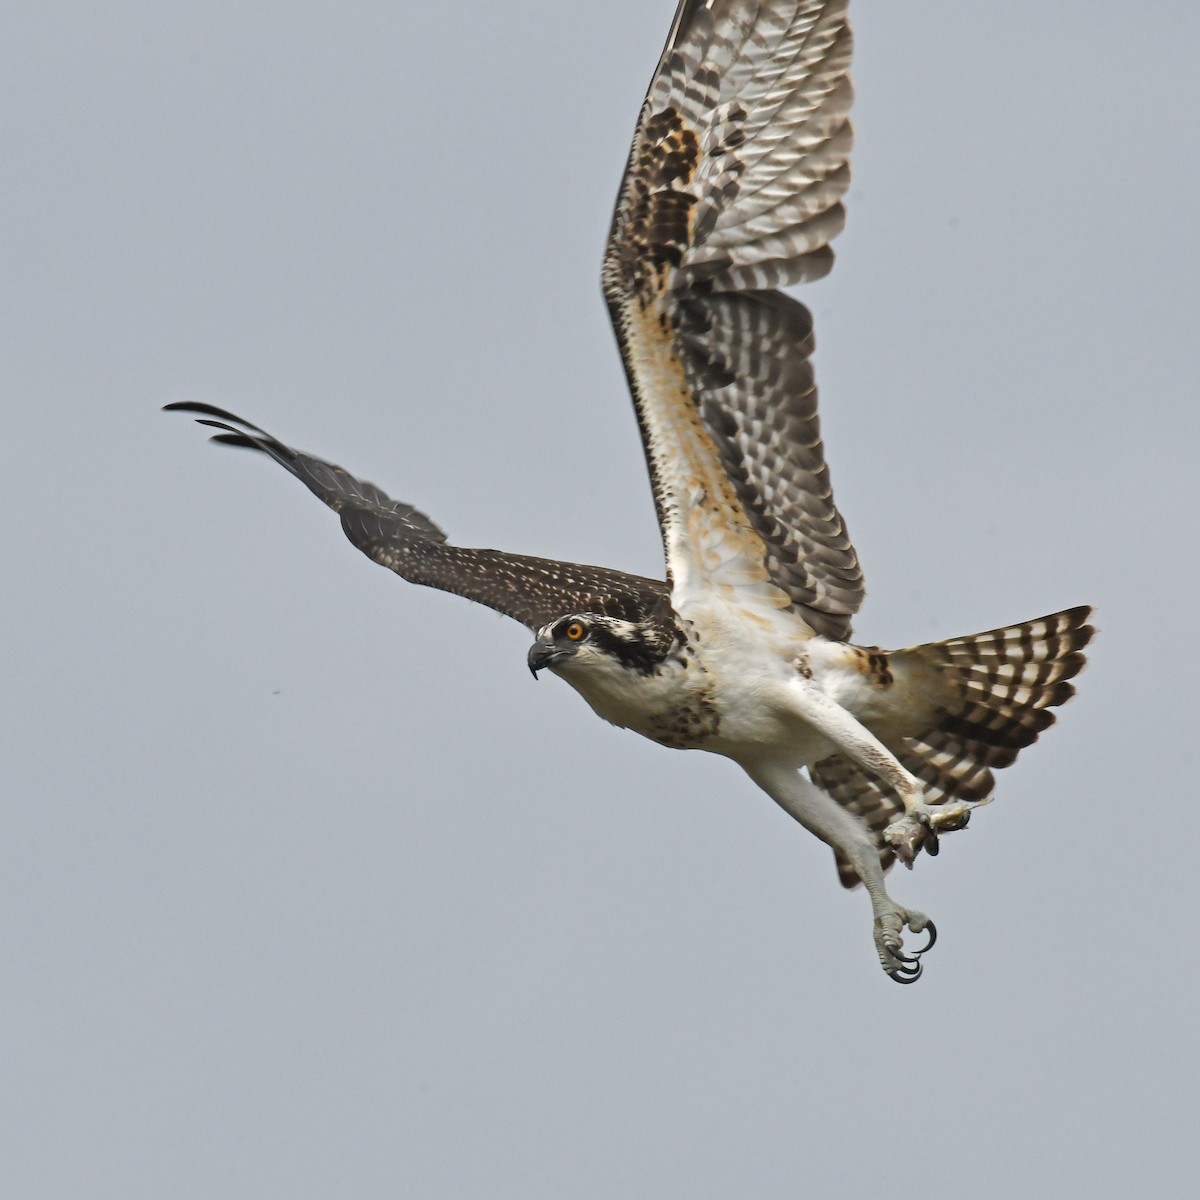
[565, 622, 586, 641]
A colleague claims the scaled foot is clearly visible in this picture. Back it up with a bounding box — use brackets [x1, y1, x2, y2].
[884, 800, 978, 867]
[874, 906, 937, 984]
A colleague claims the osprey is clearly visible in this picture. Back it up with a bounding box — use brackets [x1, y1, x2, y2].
[169, 0, 1092, 982]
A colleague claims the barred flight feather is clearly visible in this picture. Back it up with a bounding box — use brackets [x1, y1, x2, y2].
[164, 403, 670, 634]
[605, 0, 861, 638]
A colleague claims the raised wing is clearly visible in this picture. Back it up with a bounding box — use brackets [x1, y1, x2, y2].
[166, 404, 669, 633]
[604, 0, 861, 639]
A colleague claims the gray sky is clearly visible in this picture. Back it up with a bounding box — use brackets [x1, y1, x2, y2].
[4, 2, 1199, 1196]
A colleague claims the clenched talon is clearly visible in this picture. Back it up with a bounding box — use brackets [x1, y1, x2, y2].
[876, 912, 937, 983]
[884, 815, 932, 866]
[923, 821, 941, 856]
[885, 802, 979, 866]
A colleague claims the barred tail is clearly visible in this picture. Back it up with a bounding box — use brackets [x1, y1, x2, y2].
[898, 604, 1095, 799]
[814, 605, 1095, 887]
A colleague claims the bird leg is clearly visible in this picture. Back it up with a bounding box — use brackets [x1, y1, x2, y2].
[778, 676, 979, 868]
[741, 758, 938, 983]
[779, 678, 938, 864]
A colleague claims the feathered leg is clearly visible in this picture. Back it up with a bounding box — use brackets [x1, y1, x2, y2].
[777, 675, 945, 864]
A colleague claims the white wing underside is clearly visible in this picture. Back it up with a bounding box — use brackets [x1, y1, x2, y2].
[620, 302, 794, 615]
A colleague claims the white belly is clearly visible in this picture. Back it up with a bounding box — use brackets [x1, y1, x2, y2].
[553, 599, 839, 764]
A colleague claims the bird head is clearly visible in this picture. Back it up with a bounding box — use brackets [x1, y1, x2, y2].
[527, 614, 676, 679]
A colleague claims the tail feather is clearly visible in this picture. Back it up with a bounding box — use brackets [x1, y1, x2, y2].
[916, 606, 1092, 756]
[816, 605, 1094, 888]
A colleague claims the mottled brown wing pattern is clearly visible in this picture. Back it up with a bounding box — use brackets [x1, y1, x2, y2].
[604, 1, 861, 637]
[662, 0, 854, 292]
[166, 403, 669, 633]
[675, 289, 861, 635]
[812, 607, 1095, 887]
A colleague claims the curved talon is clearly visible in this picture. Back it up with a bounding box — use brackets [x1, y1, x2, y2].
[912, 920, 937, 955]
[888, 960, 923, 984]
[880, 916, 938, 982]
[920, 819, 940, 857]
[876, 905, 937, 982]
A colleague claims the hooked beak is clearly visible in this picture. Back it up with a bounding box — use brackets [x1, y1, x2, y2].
[527, 637, 570, 678]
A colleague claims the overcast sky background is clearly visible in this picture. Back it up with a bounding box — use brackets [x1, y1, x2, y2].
[4, 2, 1199, 1196]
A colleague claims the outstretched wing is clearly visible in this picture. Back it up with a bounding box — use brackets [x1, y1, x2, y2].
[166, 403, 669, 633]
[604, 0, 861, 640]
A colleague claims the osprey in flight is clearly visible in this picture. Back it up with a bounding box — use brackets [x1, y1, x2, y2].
[170, 0, 1092, 982]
